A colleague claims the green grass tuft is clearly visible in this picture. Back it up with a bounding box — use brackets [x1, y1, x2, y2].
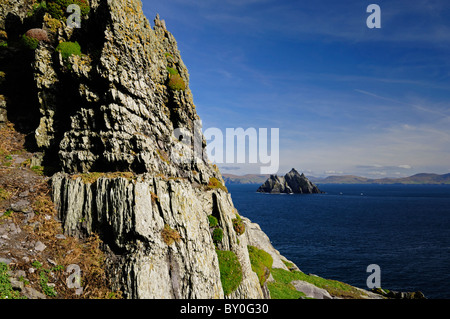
[56, 41, 81, 60]
[212, 227, 223, 244]
[216, 250, 242, 295]
[167, 67, 178, 76]
[266, 280, 306, 299]
[208, 215, 218, 228]
[247, 245, 273, 285]
[21, 35, 39, 50]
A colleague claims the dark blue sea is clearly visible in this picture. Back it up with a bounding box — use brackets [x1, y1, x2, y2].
[227, 183, 450, 299]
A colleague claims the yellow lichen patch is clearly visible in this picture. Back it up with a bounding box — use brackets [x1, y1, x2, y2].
[44, 14, 62, 33]
[0, 30, 7, 40]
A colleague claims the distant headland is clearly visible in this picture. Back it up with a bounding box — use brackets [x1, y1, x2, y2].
[223, 172, 450, 185]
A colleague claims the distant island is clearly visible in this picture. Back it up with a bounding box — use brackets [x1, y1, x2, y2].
[224, 172, 450, 185]
[256, 168, 322, 194]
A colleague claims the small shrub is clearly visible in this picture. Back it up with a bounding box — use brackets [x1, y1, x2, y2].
[21, 34, 39, 50]
[216, 250, 243, 295]
[232, 214, 245, 235]
[56, 41, 81, 60]
[47, 2, 64, 20]
[207, 177, 228, 192]
[44, 16, 63, 33]
[161, 224, 181, 245]
[212, 227, 223, 244]
[168, 74, 186, 91]
[0, 30, 7, 40]
[208, 215, 218, 228]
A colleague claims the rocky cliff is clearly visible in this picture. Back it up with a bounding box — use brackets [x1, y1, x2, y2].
[0, 0, 273, 299]
[257, 168, 321, 194]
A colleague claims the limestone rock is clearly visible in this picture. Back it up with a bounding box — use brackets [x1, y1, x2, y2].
[242, 216, 299, 272]
[291, 280, 333, 299]
[52, 173, 263, 299]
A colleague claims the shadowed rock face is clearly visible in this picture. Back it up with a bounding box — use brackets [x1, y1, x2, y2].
[257, 168, 321, 194]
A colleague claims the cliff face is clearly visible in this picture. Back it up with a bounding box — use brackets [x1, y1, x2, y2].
[257, 168, 321, 194]
[1, 0, 269, 299]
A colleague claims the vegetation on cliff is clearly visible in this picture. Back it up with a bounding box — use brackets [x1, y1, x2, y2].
[56, 41, 81, 60]
[216, 250, 243, 296]
[247, 245, 273, 286]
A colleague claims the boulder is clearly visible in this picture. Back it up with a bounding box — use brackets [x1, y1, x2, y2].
[291, 280, 333, 299]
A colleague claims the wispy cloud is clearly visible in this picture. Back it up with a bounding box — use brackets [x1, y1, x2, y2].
[354, 89, 450, 121]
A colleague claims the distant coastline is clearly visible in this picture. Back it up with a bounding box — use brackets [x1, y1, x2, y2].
[223, 172, 450, 185]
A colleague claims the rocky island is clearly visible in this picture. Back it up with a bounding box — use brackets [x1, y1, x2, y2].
[257, 168, 322, 194]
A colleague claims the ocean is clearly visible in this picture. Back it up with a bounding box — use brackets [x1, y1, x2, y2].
[227, 183, 450, 299]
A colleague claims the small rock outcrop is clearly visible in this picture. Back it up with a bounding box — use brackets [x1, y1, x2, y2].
[257, 168, 321, 194]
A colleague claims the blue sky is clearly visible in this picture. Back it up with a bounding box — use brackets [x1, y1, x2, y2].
[142, 0, 450, 178]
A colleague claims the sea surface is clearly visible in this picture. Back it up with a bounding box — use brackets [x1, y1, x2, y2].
[227, 183, 450, 299]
